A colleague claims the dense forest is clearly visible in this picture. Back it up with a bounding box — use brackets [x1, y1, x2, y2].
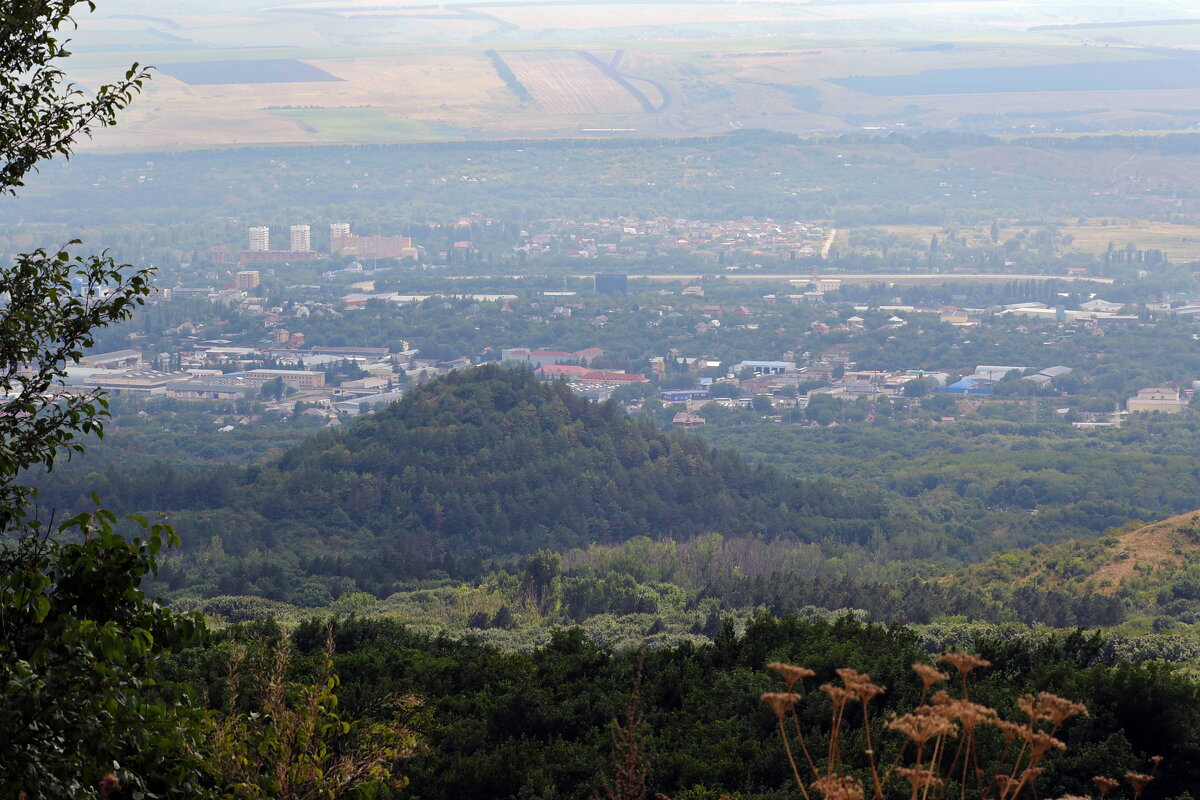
[33, 365, 1200, 638]
[167, 614, 1200, 800]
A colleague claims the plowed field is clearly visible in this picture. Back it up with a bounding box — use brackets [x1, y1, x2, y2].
[501, 51, 642, 114]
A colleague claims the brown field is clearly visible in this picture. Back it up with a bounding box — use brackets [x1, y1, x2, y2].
[65, 0, 1200, 149]
[501, 51, 643, 114]
[81, 52, 510, 149]
[839, 220, 1200, 263]
[487, 3, 805, 29]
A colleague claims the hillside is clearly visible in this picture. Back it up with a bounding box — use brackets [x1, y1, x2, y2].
[138, 366, 898, 602]
[952, 511, 1200, 626]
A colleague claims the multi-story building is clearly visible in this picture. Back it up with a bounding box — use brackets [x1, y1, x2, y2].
[245, 368, 327, 390]
[290, 224, 311, 252]
[234, 270, 261, 291]
[329, 222, 416, 260]
[248, 226, 270, 252]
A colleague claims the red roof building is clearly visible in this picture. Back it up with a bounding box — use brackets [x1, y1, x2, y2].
[537, 364, 591, 378]
[581, 372, 649, 384]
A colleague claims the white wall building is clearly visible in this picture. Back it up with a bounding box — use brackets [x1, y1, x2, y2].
[290, 224, 311, 252]
[248, 226, 270, 252]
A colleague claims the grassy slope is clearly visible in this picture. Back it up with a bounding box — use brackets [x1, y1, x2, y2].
[954, 511, 1200, 604]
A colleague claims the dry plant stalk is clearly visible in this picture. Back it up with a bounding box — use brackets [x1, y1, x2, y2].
[210, 624, 419, 800]
[761, 652, 1157, 800]
[602, 651, 651, 800]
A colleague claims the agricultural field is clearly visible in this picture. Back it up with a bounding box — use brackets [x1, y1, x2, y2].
[79, 52, 511, 149]
[499, 51, 643, 114]
[156, 59, 341, 85]
[838, 220, 1200, 263]
[1058, 220, 1200, 262]
[65, 0, 1200, 149]
[268, 109, 460, 142]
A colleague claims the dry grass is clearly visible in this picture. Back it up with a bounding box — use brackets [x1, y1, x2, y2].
[1060, 221, 1200, 262]
[83, 53, 508, 149]
[836, 219, 1200, 263]
[1092, 512, 1200, 593]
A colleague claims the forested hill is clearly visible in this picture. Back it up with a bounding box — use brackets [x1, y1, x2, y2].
[132, 366, 898, 597]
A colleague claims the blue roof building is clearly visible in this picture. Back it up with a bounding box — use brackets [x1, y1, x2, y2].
[938, 378, 992, 395]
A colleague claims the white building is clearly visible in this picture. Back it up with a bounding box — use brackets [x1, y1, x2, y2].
[1127, 387, 1186, 414]
[248, 226, 270, 252]
[1080, 298, 1124, 313]
[972, 365, 1028, 381]
[290, 224, 311, 252]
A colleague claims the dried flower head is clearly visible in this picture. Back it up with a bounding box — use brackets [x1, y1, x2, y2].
[1028, 731, 1067, 757]
[886, 712, 958, 745]
[1125, 772, 1155, 794]
[1019, 767, 1044, 785]
[994, 719, 1031, 743]
[912, 662, 949, 689]
[836, 668, 885, 701]
[1093, 776, 1119, 799]
[1017, 692, 1089, 726]
[821, 682, 859, 707]
[929, 692, 997, 729]
[761, 692, 802, 720]
[1149, 755, 1164, 767]
[938, 651, 991, 676]
[768, 662, 816, 691]
[896, 767, 942, 791]
[810, 774, 865, 800]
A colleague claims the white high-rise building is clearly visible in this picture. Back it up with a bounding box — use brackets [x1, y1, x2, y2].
[248, 226, 270, 252]
[290, 224, 311, 252]
[330, 222, 350, 252]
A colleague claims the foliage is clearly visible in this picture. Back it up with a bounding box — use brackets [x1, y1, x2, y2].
[0, 1, 156, 522]
[0, 3, 217, 796]
[204, 625, 418, 800]
[0, 505, 208, 799]
[163, 615, 1200, 800]
[0, 0, 150, 194]
[63, 366, 893, 602]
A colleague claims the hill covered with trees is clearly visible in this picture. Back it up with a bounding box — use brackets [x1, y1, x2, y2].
[62, 366, 909, 603]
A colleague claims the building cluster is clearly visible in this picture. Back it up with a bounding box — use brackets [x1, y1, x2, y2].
[499, 347, 649, 402]
[53, 342, 482, 424]
[518, 216, 828, 262]
[232, 222, 418, 266]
